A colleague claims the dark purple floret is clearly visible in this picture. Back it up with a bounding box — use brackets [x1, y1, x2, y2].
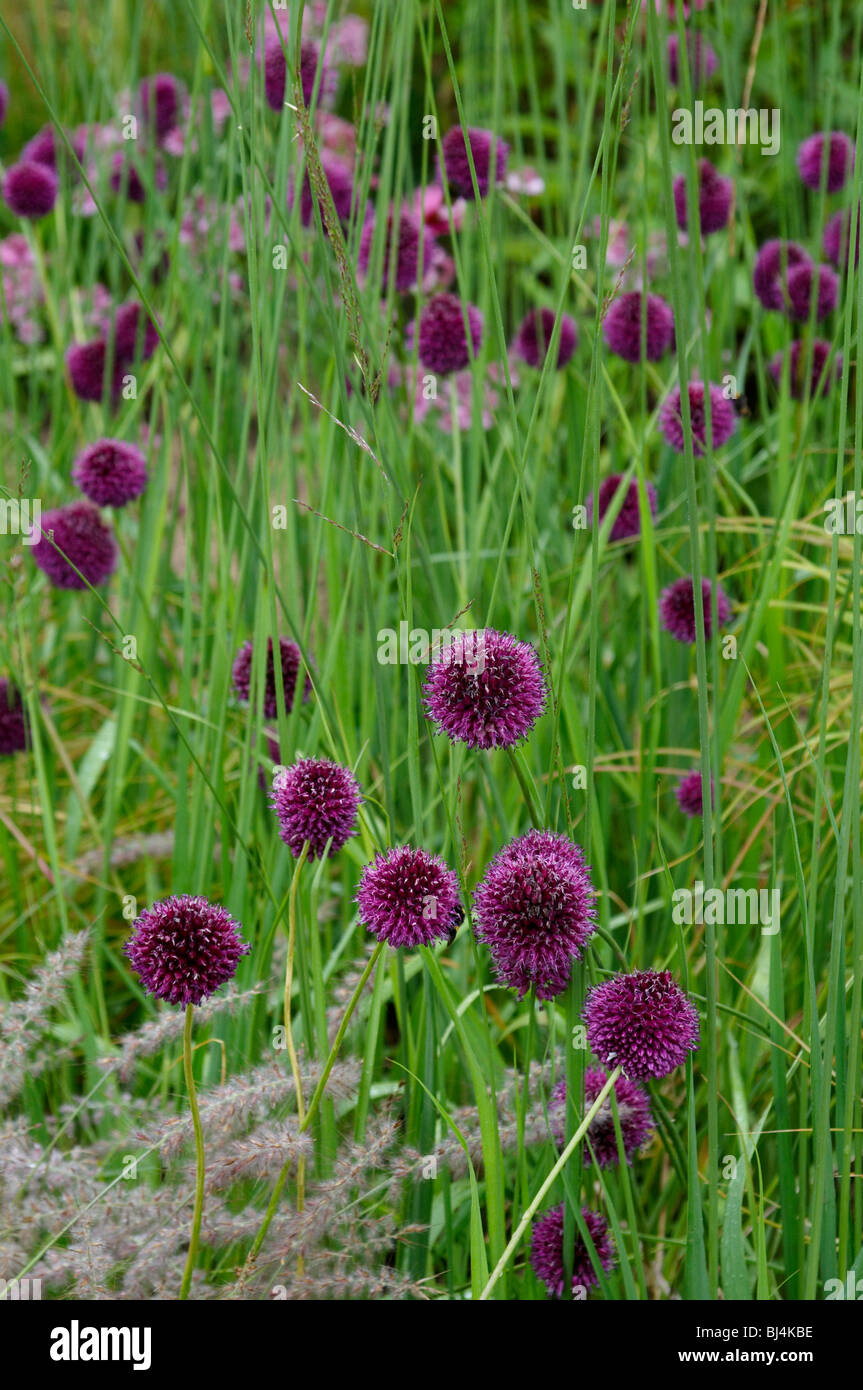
[356, 845, 462, 949]
[2, 161, 58, 218]
[673, 159, 732, 235]
[71, 438, 148, 508]
[437, 126, 508, 200]
[31, 501, 118, 590]
[297, 153, 358, 228]
[752, 239, 812, 311]
[587, 475, 657, 542]
[768, 339, 840, 400]
[822, 207, 860, 271]
[417, 292, 484, 375]
[512, 307, 578, 369]
[66, 340, 110, 402]
[659, 575, 731, 643]
[602, 291, 674, 363]
[231, 636, 308, 719]
[550, 1068, 654, 1167]
[797, 131, 855, 193]
[0, 679, 29, 756]
[530, 1205, 615, 1297]
[124, 894, 250, 1007]
[667, 33, 718, 86]
[473, 829, 597, 1000]
[675, 769, 714, 818]
[359, 207, 432, 293]
[658, 380, 736, 454]
[109, 151, 167, 203]
[584, 968, 701, 1080]
[270, 756, 361, 860]
[423, 628, 546, 750]
[265, 36, 327, 111]
[785, 261, 839, 322]
[137, 73, 185, 143]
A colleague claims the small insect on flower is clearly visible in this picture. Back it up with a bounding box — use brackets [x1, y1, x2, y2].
[530, 1205, 615, 1298]
[659, 575, 731, 644]
[124, 894, 250, 1007]
[356, 845, 462, 949]
[437, 126, 508, 200]
[270, 756, 362, 860]
[423, 627, 546, 750]
[31, 501, 118, 590]
[583, 968, 701, 1079]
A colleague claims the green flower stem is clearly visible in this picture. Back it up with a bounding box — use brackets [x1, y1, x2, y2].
[179, 1002, 205, 1300]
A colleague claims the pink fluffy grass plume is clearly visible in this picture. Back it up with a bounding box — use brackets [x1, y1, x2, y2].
[356, 845, 463, 949]
[675, 768, 714, 818]
[658, 380, 736, 454]
[270, 756, 361, 860]
[752, 239, 811, 311]
[437, 126, 508, 200]
[583, 968, 701, 1079]
[2, 161, 58, 218]
[472, 829, 597, 1000]
[551, 1068, 653, 1167]
[31, 502, 118, 590]
[796, 131, 855, 193]
[417, 292, 484, 375]
[530, 1205, 615, 1297]
[512, 307, 578, 369]
[768, 339, 840, 401]
[231, 636, 308, 719]
[422, 627, 546, 750]
[602, 291, 674, 363]
[660, 575, 731, 643]
[0, 679, 29, 756]
[672, 159, 732, 236]
[124, 894, 250, 1007]
[587, 475, 657, 542]
[71, 438, 148, 507]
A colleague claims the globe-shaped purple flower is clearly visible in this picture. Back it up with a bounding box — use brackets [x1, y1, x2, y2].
[137, 72, 185, 143]
[66, 340, 110, 402]
[768, 339, 840, 401]
[602, 291, 674, 363]
[265, 36, 327, 111]
[584, 968, 701, 1079]
[423, 628, 546, 750]
[71, 438, 148, 508]
[356, 845, 462, 948]
[667, 33, 718, 87]
[437, 126, 508, 199]
[109, 151, 167, 203]
[124, 894, 250, 1007]
[823, 207, 860, 271]
[797, 131, 854, 193]
[675, 768, 714, 818]
[530, 1205, 615, 1297]
[231, 636, 308, 719]
[297, 154, 359, 228]
[270, 756, 361, 860]
[66, 302, 159, 404]
[551, 1068, 653, 1167]
[512, 308, 578, 369]
[473, 830, 597, 1000]
[658, 380, 736, 454]
[418, 292, 484, 375]
[660, 576, 731, 643]
[0, 679, 29, 756]
[31, 502, 118, 590]
[22, 123, 88, 172]
[359, 207, 432, 293]
[785, 262, 838, 322]
[587, 475, 657, 542]
[673, 159, 732, 236]
[752, 239, 811, 311]
[2, 161, 58, 219]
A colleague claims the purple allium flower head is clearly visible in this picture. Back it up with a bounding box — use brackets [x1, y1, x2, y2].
[512, 307, 578, 369]
[602, 291, 674, 363]
[270, 756, 361, 860]
[137, 73, 185, 143]
[823, 207, 861, 271]
[417, 292, 484, 375]
[660, 575, 731, 643]
[584, 968, 701, 1079]
[0, 679, 29, 756]
[785, 261, 839, 321]
[65, 302, 158, 404]
[109, 151, 167, 203]
[71, 438, 148, 508]
[21, 123, 88, 172]
[530, 1205, 615, 1297]
[297, 153, 358, 227]
[768, 338, 840, 400]
[356, 845, 462, 948]
[673, 158, 733, 235]
[66, 339, 109, 402]
[31, 501, 118, 590]
[2, 161, 58, 219]
[231, 636, 308, 718]
[265, 36, 328, 111]
[473, 830, 597, 1000]
[423, 627, 546, 750]
[752, 239, 812, 311]
[658, 380, 736, 454]
[587, 475, 657, 542]
[358, 207, 432, 293]
[124, 894, 250, 1006]
[797, 131, 855, 193]
[675, 768, 714, 817]
[112, 301, 160, 362]
[0, 81, 8, 127]
[437, 126, 509, 200]
[551, 1068, 654, 1166]
[667, 33, 718, 87]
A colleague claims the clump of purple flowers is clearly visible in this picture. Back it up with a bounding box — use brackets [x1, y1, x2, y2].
[297, 153, 359, 228]
[71, 438, 148, 507]
[137, 73, 186, 144]
[530, 1205, 615, 1297]
[109, 151, 167, 204]
[231, 637, 308, 719]
[356, 845, 463, 949]
[673, 158, 732, 235]
[2, 161, 58, 219]
[658, 380, 736, 454]
[660, 575, 731, 644]
[768, 339, 840, 401]
[66, 301, 159, 404]
[270, 756, 361, 860]
[473, 829, 597, 1000]
[784, 262, 839, 322]
[584, 968, 701, 1079]
[797, 131, 854, 193]
[823, 207, 860, 271]
[588, 475, 657, 542]
[603, 291, 674, 363]
[124, 894, 250, 1006]
[551, 1068, 653, 1167]
[0, 679, 29, 756]
[512, 307, 578, 369]
[417, 292, 484, 375]
[358, 207, 432, 294]
[265, 36, 328, 112]
[676, 769, 714, 818]
[31, 502, 118, 590]
[423, 628, 546, 750]
[437, 126, 508, 199]
[667, 32, 718, 87]
[752, 239, 811, 311]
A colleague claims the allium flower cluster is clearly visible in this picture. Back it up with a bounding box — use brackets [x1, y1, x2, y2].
[588, 475, 657, 542]
[0, 679, 29, 756]
[584, 968, 701, 1079]
[530, 1205, 615, 1297]
[603, 291, 674, 363]
[231, 637, 308, 719]
[658, 380, 736, 454]
[417, 292, 484, 375]
[551, 1068, 653, 1167]
[437, 126, 508, 199]
[71, 438, 148, 507]
[659, 575, 731, 643]
[270, 756, 361, 860]
[2, 161, 58, 219]
[31, 502, 118, 590]
[512, 307, 578, 369]
[356, 845, 462, 948]
[675, 768, 714, 818]
[66, 301, 159, 404]
[797, 131, 854, 193]
[672, 159, 732, 236]
[124, 894, 250, 1006]
[423, 628, 546, 750]
[768, 339, 840, 401]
